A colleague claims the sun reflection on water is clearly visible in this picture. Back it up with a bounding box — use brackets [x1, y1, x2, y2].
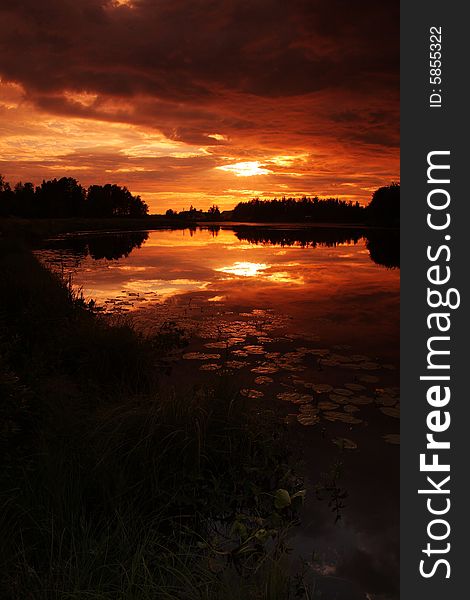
[216, 261, 269, 277]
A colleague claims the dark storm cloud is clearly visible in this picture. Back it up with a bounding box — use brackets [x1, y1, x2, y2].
[0, 0, 398, 103]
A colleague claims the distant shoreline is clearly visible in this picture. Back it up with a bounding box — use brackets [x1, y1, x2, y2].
[1, 216, 397, 243]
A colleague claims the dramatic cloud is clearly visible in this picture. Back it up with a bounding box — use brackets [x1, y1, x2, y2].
[0, 0, 399, 211]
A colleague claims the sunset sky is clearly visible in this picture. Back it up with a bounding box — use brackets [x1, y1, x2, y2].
[0, 0, 399, 213]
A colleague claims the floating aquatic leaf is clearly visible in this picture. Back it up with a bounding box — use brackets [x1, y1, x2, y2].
[332, 388, 353, 397]
[240, 388, 264, 399]
[344, 404, 360, 413]
[244, 345, 266, 355]
[254, 376, 274, 385]
[383, 433, 400, 445]
[228, 337, 246, 344]
[225, 360, 248, 369]
[299, 405, 320, 415]
[332, 437, 357, 450]
[318, 401, 340, 411]
[310, 383, 333, 393]
[183, 352, 221, 360]
[322, 411, 346, 422]
[323, 411, 363, 424]
[328, 393, 349, 404]
[277, 392, 313, 404]
[251, 365, 279, 374]
[379, 407, 400, 418]
[344, 383, 367, 392]
[349, 395, 374, 405]
[375, 395, 396, 407]
[204, 341, 228, 349]
[297, 414, 320, 426]
[199, 363, 221, 371]
[232, 350, 249, 357]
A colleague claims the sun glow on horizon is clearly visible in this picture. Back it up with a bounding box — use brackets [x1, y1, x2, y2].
[216, 161, 272, 177]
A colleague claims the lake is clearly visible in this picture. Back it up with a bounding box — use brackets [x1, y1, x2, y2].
[37, 224, 400, 600]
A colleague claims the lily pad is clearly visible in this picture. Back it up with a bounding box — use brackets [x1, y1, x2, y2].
[254, 376, 274, 385]
[244, 345, 266, 355]
[183, 352, 221, 360]
[252, 365, 279, 374]
[379, 406, 400, 418]
[277, 392, 313, 404]
[344, 383, 367, 392]
[375, 395, 397, 407]
[349, 395, 374, 405]
[332, 388, 354, 397]
[328, 393, 349, 404]
[318, 400, 340, 411]
[297, 414, 320, 426]
[226, 360, 248, 369]
[199, 363, 221, 371]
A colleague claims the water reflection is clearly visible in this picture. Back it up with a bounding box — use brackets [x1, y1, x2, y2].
[43, 230, 149, 260]
[233, 226, 399, 269]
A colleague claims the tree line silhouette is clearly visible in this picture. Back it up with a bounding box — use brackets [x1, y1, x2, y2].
[0, 175, 148, 218]
[231, 184, 400, 225]
[1, 171, 399, 226]
[232, 196, 364, 223]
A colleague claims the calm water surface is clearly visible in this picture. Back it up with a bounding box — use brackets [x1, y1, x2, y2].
[37, 225, 400, 600]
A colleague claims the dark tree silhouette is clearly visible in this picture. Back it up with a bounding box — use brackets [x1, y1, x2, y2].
[366, 183, 400, 226]
[0, 175, 148, 218]
[232, 196, 364, 223]
[0, 175, 14, 217]
[36, 178, 86, 217]
[207, 204, 221, 220]
[86, 184, 148, 218]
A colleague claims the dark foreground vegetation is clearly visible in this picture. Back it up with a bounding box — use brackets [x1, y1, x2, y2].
[0, 240, 308, 599]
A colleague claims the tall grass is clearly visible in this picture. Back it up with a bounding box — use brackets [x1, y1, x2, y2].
[0, 241, 308, 599]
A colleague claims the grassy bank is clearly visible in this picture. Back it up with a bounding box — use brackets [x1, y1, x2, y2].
[0, 241, 307, 599]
